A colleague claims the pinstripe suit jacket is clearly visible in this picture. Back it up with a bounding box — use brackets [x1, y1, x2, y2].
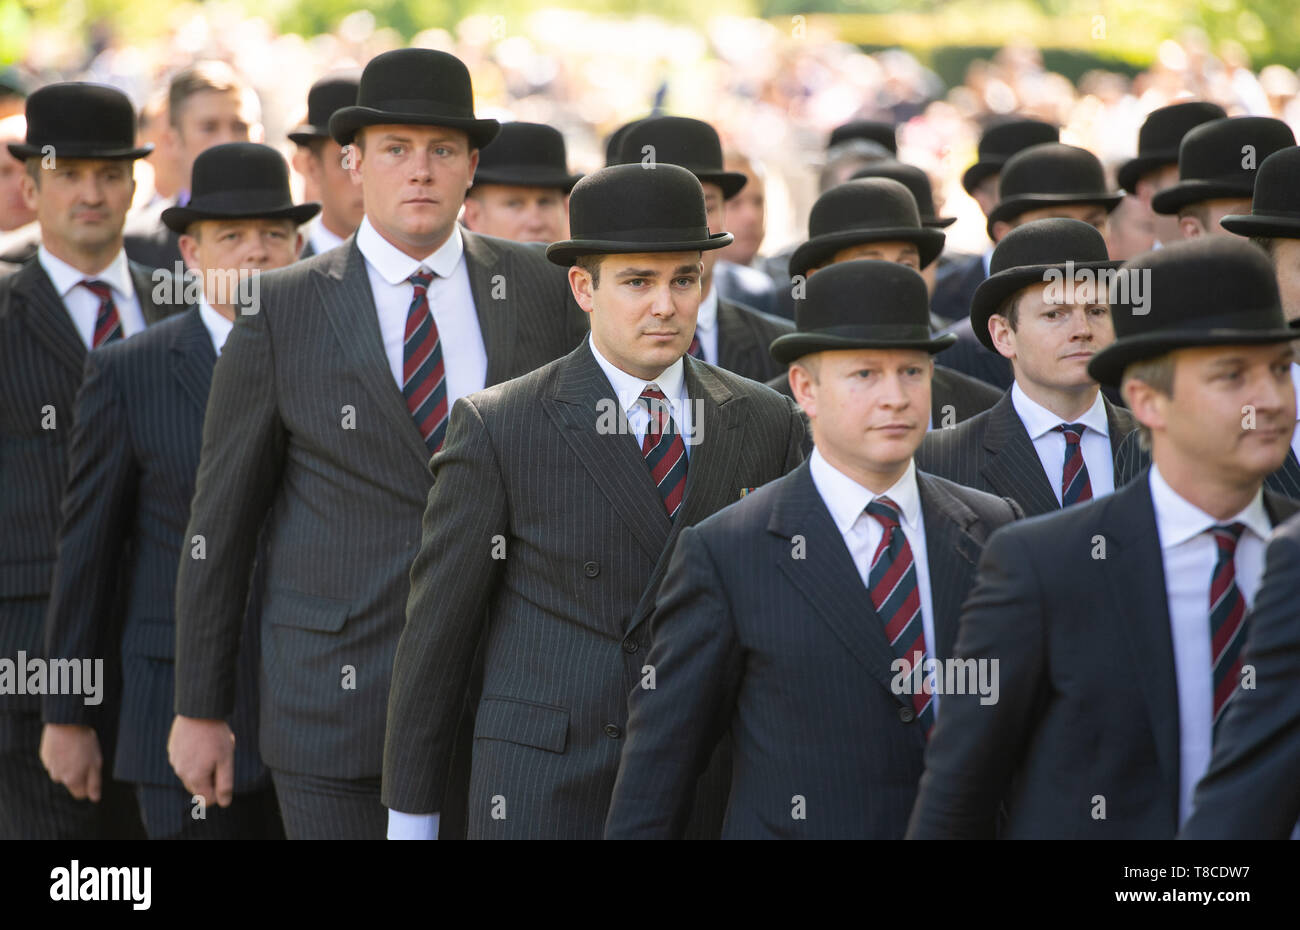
[173, 231, 588, 779]
[715, 298, 792, 383]
[382, 338, 807, 838]
[0, 258, 181, 731]
[1114, 427, 1300, 500]
[916, 390, 1137, 517]
[42, 310, 265, 790]
[604, 461, 1022, 839]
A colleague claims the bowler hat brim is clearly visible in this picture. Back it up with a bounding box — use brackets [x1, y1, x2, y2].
[287, 124, 330, 146]
[546, 231, 733, 267]
[1116, 151, 1177, 195]
[1151, 180, 1254, 216]
[770, 329, 957, 365]
[7, 141, 154, 161]
[923, 215, 957, 229]
[961, 160, 1002, 196]
[969, 259, 1123, 352]
[1218, 212, 1300, 239]
[788, 227, 946, 280]
[1088, 327, 1299, 387]
[161, 201, 322, 234]
[329, 107, 501, 149]
[700, 170, 748, 200]
[986, 193, 1123, 238]
[472, 167, 583, 193]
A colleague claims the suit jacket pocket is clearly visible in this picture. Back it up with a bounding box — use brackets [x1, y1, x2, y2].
[473, 695, 568, 754]
[263, 587, 350, 633]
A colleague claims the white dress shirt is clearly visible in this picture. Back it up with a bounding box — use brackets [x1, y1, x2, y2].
[808, 450, 939, 711]
[589, 335, 694, 455]
[307, 217, 346, 256]
[38, 245, 147, 348]
[1148, 464, 1269, 828]
[197, 297, 234, 356]
[692, 285, 720, 366]
[1289, 362, 1300, 462]
[1011, 382, 1115, 504]
[356, 217, 487, 403]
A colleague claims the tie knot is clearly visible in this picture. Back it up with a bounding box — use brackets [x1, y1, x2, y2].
[1210, 522, 1247, 554]
[409, 268, 435, 292]
[639, 384, 668, 403]
[79, 279, 113, 301]
[865, 496, 902, 529]
[1054, 422, 1087, 443]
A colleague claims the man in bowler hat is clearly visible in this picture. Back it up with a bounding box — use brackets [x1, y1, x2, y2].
[604, 260, 1021, 838]
[0, 82, 184, 839]
[168, 49, 587, 840]
[382, 162, 805, 839]
[907, 237, 1300, 838]
[289, 73, 364, 258]
[917, 219, 1137, 517]
[41, 143, 311, 838]
[461, 121, 580, 245]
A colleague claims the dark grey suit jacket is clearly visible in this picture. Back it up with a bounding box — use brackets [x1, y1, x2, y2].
[712, 260, 778, 317]
[906, 474, 1300, 839]
[1181, 510, 1300, 839]
[605, 462, 1022, 839]
[123, 198, 182, 272]
[1, 258, 181, 731]
[715, 298, 792, 384]
[173, 231, 588, 780]
[1115, 427, 1300, 500]
[382, 339, 806, 838]
[929, 252, 985, 325]
[916, 390, 1137, 517]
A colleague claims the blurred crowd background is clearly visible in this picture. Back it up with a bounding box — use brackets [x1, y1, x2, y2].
[4, 2, 1300, 257]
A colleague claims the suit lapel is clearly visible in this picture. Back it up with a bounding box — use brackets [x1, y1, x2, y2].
[1264, 488, 1300, 525]
[543, 340, 672, 563]
[1100, 474, 1181, 799]
[463, 231, 516, 386]
[315, 237, 430, 462]
[917, 473, 984, 660]
[1266, 449, 1300, 501]
[979, 393, 1060, 516]
[169, 309, 216, 415]
[1104, 395, 1135, 460]
[714, 300, 752, 376]
[12, 261, 85, 375]
[768, 462, 914, 706]
[130, 260, 175, 324]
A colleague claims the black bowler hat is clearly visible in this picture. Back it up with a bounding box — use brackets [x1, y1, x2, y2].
[161, 143, 320, 233]
[1116, 101, 1226, 194]
[788, 177, 946, 279]
[1151, 116, 1295, 215]
[961, 117, 1058, 195]
[851, 161, 955, 227]
[615, 116, 747, 198]
[1088, 237, 1296, 387]
[969, 218, 1121, 352]
[288, 73, 360, 146]
[604, 117, 648, 166]
[8, 82, 152, 161]
[985, 143, 1122, 239]
[1221, 146, 1300, 239]
[471, 122, 582, 192]
[828, 119, 897, 155]
[329, 48, 499, 149]
[545, 163, 731, 266]
[769, 260, 956, 364]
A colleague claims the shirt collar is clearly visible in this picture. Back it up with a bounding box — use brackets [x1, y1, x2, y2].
[38, 244, 135, 302]
[355, 215, 463, 285]
[309, 217, 346, 254]
[1148, 463, 1271, 549]
[809, 448, 921, 536]
[197, 297, 234, 355]
[1011, 381, 1109, 441]
[695, 285, 719, 332]
[588, 335, 686, 417]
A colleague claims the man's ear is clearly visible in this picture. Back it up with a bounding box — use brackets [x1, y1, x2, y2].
[178, 230, 201, 274]
[1122, 377, 1167, 436]
[568, 264, 596, 315]
[461, 196, 481, 231]
[1179, 215, 1204, 239]
[19, 170, 37, 211]
[990, 220, 1014, 243]
[788, 360, 818, 420]
[988, 314, 1017, 361]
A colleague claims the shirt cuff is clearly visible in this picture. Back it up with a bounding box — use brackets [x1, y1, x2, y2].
[387, 809, 440, 840]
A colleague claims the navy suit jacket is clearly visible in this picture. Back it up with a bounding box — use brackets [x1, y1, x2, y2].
[1115, 428, 1300, 500]
[930, 252, 985, 325]
[604, 460, 1022, 839]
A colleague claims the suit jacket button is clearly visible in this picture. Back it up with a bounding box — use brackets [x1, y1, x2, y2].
[898, 706, 916, 723]
[622, 638, 638, 654]
[604, 724, 622, 739]
[583, 561, 600, 577]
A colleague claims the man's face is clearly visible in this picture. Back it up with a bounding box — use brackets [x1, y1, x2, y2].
[1106, 194, 1156, 260]
[1130, 343, 1296, 486]
[717, 166, 764, 266]
[971, 173, 999, 220]
[1180, 197, 1254, 239]
[303, 140, 365, 237]
[998, 202, 1110, 242]
[460, 184, 568, 243]
[821, 239, 920, 273]
[1136, 163, 1182, 244]
[179, 216, 301, 278]
[700, 181, 725, 286]
[989, 283, 1114, 393]
[569, 252, 702, 381]
[0, 117, 36, 231]
[172, 90, 255, 181]
[22, 158, 135, 255]
[350, 125, 478, 258]
[1272, 238, 1300, 323]
[791, 348, 932, 480]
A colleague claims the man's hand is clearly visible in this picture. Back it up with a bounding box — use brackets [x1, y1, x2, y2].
[168, 715, 235, 808]
[39, 723, 102, 802]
